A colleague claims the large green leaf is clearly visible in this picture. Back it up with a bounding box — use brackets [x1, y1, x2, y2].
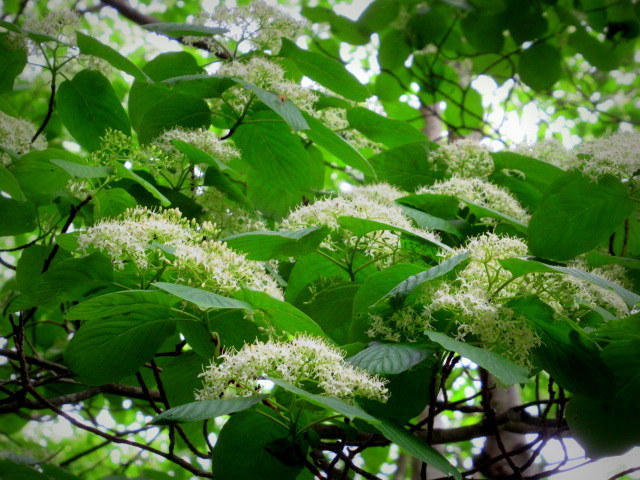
[57, 69, 131, 152]
[233, 111, 322, 218]
[517, 43, 562, 90]
[490, 151, 565, 193]
[233, 78, 308, 131]
[128, 52, 211, 144]
[0, 198, 34, 236]
[162, 73, 235, 98]
[66, 290, 179, 320]
[424, 331, 530, 386]
[299, 284, 359, 345]
[239, 289, 325, 336]
[375, 420, 462, 480]
[568, 27, 618, 71]
[212, 407, 303, 480]
[113, 164, 170, 206]
[64, 312, 176, 385]
[269, 378, 380, 423]
[222, 227, 330, 261]
[528, 172, 634, 260]
[143, 22, 227, 38]
[76, 31, 149, 81]
[0, 164, 25, 202]
[382, 252, 469, 303]
[347, 107, 426, 147]
[153, 282, 252, 311]
[11, 149, 79, 197]
[566, 395, 640, 458]
[352, 263, 425, 316]
[303, 113, 375, 177]
[509, 296, 613, 397]
[49, 159, 112, 179]
[370, 141, 443, 191]
[279, 38, 370, 102]
[0, 32, 27, 93]
[347, 342, 437, 375]
[151, 395, 268, 425]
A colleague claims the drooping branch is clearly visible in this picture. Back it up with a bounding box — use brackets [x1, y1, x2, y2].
[98, 0, 229, 59]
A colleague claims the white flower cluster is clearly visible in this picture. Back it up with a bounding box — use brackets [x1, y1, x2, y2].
[367, 306, 429, 343]
[21, 10, 79, 52]
[418, 176, 529, 222]
[216, 57, 318, 114]
[280, 193, 438, 259]
[172, 240, 282, 299]
[428, 139, 494, 178]
[419, 234, 629, 364]
[0, 112, 47, 166]
[196, 335, 388, 402]
[154, 127, 240, 163]
[577, 131, 640, 181]
[513, 138, 580, 171]
[76, 207, 282, 298]
[193, 0, 305, 52]
[347, 183, 405, 205]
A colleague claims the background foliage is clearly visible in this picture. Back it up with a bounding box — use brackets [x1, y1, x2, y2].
[1, 0, 639, 479]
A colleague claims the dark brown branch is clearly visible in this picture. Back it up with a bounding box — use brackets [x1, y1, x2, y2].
[31, 74, 56, 144]
[99, 0, 229, 58]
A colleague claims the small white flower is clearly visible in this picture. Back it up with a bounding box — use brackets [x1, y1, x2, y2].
[196, 335, 388, 402]
[348, 183, 406, 205]
[154, 127, 240, 163]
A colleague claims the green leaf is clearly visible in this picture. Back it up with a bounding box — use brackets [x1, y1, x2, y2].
[0, 163, 26, 201]
[601, 340, 640, 405]
[239, 289, 325, 336]
[66, 290, 179, 320]
[568, 27, 618, 70]
[528, 172, 634, 260]
[0, 198, 35, 236]
[423, 331, 530, 386]
[347, 107, 426, 147]
[347, 342, 437, 375]
[509, 296, 613, 397]
[357, 0, 399, 33]
[376, 420, 462, 480]
[0, 459, 50, 480]
[64, 313, 176, 385]
[460, 199, 528, 232]
[352, 264, 425, 317]
[584, 250, 640, 270]
[269, 378, 380, 423]
[94, 188, 137, 219]
[0, 32, 27, 93]
[382, 252, 469, 303]
[212, 408, 303, 480]
[370, 141, 444, 191]
[499, 258, 640, 309]
[57, 69, 131, 152]
[397, 204, 463, 236]
[566, 395, 640, 458]
[222, 227, 330, 261]
[49, 159, 112, 178]
[21, 253, 113, 308]
[233, 111, 322, 219]
[517, 43, 562, 90]
[299, 284, 359, 345]
[337, 216, 450, 250]
[128, 52, 211, 144]
[162, 73, 235, 98]
[143, 22, 227, 38]
[278, 39, 370, 102]
[461, 12, 505, 52]
[233, 78, 308, 131]
[302, 113, 375, 177]
[490, 151, 564, 193]
[113, 164, 170, 206]
[11, 149, 78, 197]
[151, 396, 268, 425]
[153, 282, 252, 311]
[75, 31, 149, 81]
